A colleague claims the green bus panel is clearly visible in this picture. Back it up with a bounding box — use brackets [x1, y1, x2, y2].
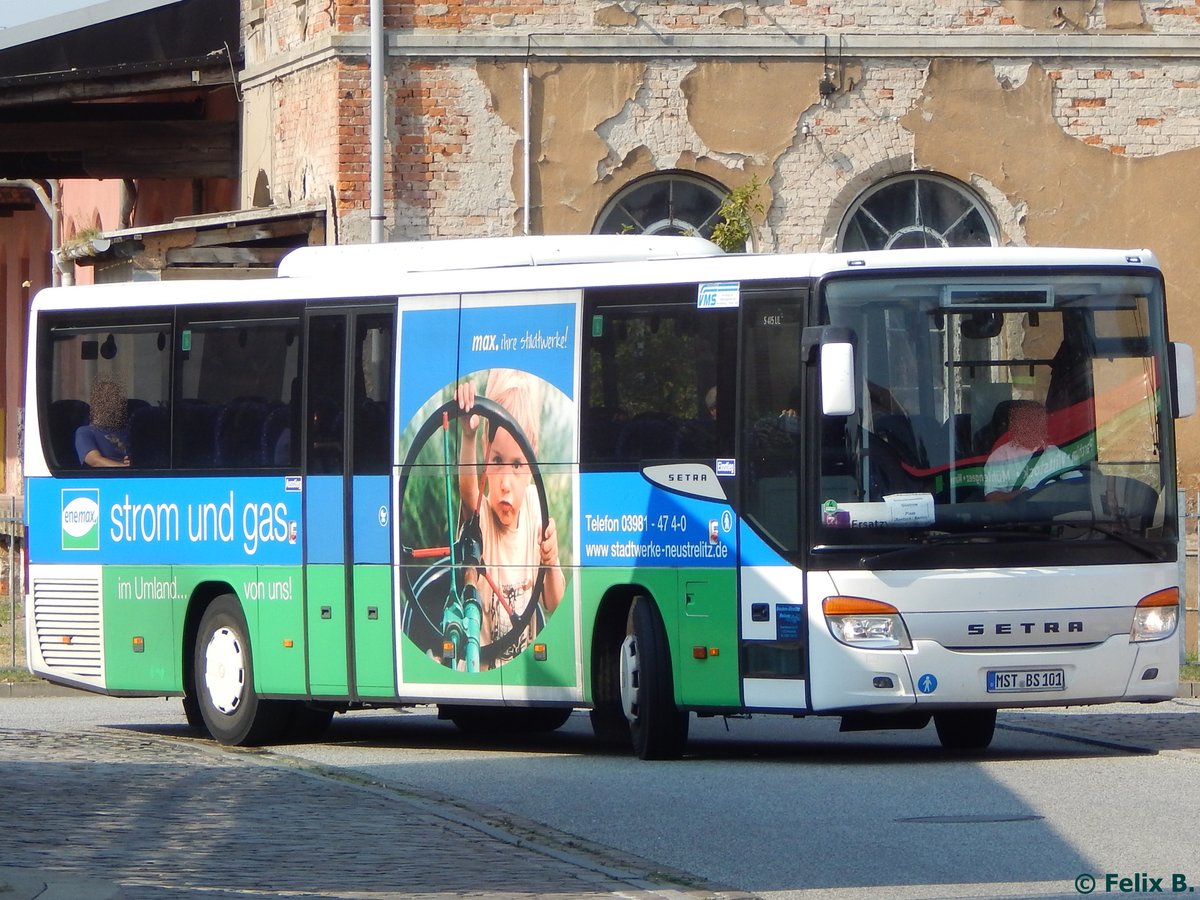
[676, 568, 739, 708]
[496, 574, 577, 690]
[250, 566, 307, 695]
[352, 565, 396, 697]
[102, 566, 182, 692]
[578, 567, 740, 709]
[306, 565, 349, 696]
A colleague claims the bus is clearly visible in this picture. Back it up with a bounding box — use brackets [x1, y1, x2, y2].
[23, 236, 1196, 759]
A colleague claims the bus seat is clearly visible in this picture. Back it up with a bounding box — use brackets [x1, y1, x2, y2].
[974, 400, 1018, 456]
[216, 399, 270, 469]
[129, 406, 169, 468]
[676, 417, 717, 459]
[874, 413, 948, 471]
[874, 414, 919, 465]
[174, 399, 219, 468]
[260, 404, 293, 467]
[48, 399, 90, 468]
[866, 430, 926, 499]
[583, 406, 626, 462]
[908, 414, 948, 468]
[354, 399, 389, 471]
[615, 414, 679, 462]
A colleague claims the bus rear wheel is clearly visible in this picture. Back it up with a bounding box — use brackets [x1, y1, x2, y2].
[933, 709, 997, 751]
[194, 595, 288, 746]
[620, 597, 688, 760]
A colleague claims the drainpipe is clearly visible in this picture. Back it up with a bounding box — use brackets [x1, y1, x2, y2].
[0, 179, 68, 286]
[523, 63, 530, 235]
[369, 0, 385, 244]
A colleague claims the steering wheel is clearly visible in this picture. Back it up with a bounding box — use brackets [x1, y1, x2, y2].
[1021, 462, 1092, 500]
[398, 396, 549, 669]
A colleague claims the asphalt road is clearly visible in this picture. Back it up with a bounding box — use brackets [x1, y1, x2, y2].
[4, 691, 1200, 899]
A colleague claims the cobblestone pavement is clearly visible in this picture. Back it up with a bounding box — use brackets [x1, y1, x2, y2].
[0, 726, 733, 900]
[3, 696, 1198, 899]
[1001, 697, 1200, 753]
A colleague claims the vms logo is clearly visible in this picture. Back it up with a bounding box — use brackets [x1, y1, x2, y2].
[62, 489, 101, 551]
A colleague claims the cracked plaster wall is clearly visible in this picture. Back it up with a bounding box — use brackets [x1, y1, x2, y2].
[479, 60, 823, 237]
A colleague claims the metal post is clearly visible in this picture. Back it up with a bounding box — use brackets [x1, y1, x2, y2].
[1180, 489, 1188, 666]
[369, 0, 385, 244]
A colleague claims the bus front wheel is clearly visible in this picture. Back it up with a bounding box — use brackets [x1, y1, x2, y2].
[620, 598, 689, 760]
[194, 595, 288, 746]
[933, 709, 997, 751]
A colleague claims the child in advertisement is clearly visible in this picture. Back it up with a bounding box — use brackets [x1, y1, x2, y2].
[456, 368, 565, 668]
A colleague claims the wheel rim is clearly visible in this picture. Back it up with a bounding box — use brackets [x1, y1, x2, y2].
[619, 633, 640, 722]
[398, 396, 549, 667]
[203, 626, 246, 716]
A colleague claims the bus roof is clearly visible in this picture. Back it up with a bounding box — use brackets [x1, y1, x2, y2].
[30, 242, 1162, 313]
[276, 234, 727, 278]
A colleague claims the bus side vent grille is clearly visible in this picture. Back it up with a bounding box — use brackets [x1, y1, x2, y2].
[32, 577, 103, 680]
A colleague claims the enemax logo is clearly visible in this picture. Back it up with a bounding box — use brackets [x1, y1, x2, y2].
[62, 489, 101, 551]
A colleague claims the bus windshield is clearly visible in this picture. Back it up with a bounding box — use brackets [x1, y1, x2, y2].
[813, 271, 1176, 560]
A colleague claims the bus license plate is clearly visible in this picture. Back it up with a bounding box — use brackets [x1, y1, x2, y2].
[986, 668, 1066, 693]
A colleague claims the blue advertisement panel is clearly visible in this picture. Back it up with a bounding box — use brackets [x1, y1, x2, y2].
[27, 475, 304, 566]
[398, 303, 575, 427]
[396, 299, 578, 676]
[579, 472, 736, 568]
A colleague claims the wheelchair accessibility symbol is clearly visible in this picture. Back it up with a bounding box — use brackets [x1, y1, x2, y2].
[917, 673, 938, 694]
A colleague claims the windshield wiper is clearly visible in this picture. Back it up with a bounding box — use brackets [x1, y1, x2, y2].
[859, 528, 1036, 568]
[1063, 521, 1165, 560]
[859, 520, 1165, 568]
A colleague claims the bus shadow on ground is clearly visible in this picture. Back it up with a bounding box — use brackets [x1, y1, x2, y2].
[116, 708, 1133, 763]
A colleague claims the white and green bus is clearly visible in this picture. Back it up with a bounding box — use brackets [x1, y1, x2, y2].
[24, 236, 1194, 758]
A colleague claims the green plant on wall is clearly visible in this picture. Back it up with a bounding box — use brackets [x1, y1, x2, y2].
[710, 176, 764, 252]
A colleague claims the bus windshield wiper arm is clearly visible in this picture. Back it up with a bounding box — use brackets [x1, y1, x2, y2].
[1078, 522, 1164, 560]
[860, 529, 1032, 568]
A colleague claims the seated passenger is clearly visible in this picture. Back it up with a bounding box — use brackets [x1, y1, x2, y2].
[75, 379, 131, 468]
[984, 400, 1073, 501]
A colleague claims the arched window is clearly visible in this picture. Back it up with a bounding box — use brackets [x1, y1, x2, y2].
[838, 173, 998, 252]
[594, 173, 736, 246]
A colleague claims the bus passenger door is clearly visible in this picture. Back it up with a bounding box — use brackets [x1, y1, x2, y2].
[303, 308, 396, 700]
[303, 314, 349, 696]
[346, 311, 396, 699]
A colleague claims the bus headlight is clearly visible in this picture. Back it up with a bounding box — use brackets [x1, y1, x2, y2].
[1131, 588, 1179, 642]
[823, 596, 912, 650]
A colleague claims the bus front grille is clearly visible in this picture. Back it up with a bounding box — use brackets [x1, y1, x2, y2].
[32, 577, 103, 681]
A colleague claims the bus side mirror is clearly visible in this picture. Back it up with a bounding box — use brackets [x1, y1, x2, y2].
[1170, 342, 1196, 418]
[821, 342, 856, 416]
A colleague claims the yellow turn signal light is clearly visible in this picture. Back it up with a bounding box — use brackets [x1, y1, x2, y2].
[822, 596, 902, 616]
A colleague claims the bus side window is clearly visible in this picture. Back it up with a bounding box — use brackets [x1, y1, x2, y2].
[582, 288, 733, 469]
[42, 320, 173, 472]
[176, 309, 302, 471]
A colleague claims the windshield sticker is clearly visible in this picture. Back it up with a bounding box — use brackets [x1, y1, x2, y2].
[884, 493, 935, 525]
[822, 496, 935, 528]
[697, 282, 740, 309]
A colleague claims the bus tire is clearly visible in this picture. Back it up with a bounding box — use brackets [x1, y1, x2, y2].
[181, 691, 204, 729]
[621, 597, 689, 760]
[194, 595, 288, 746]
[934, 709, 997, 751]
